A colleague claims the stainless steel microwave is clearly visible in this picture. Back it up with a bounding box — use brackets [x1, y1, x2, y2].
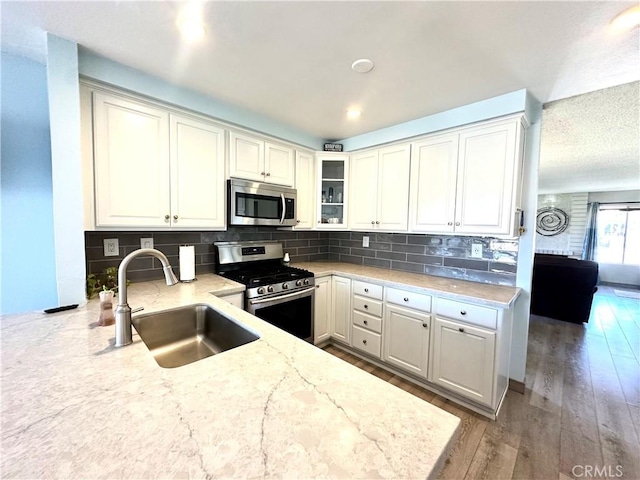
[228, 179, 297, 227]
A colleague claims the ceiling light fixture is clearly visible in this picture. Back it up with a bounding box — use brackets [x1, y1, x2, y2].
[351, 59, 374, 73]
[346, 109, 362, 119]
[610, 5, 640, 31]
[178, 16, 206, 42]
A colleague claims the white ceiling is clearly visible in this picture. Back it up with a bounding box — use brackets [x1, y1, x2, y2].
[539, 81, 640, 195]
[2, 1, 639, 142]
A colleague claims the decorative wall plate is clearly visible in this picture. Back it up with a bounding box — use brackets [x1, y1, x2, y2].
[536, 207, 569, 236]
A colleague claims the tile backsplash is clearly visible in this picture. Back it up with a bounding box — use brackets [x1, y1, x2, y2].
[85, 229, 518, 286]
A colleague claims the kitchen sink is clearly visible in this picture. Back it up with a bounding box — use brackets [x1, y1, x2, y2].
[132, 303, 259, 368]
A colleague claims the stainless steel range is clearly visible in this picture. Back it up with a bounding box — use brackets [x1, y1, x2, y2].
[215, 241, 315, 343]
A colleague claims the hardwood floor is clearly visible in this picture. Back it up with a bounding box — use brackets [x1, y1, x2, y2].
[322, 285, 640, 479]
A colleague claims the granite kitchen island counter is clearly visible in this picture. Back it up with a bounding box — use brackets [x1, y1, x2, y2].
[1, 274, 459, 479]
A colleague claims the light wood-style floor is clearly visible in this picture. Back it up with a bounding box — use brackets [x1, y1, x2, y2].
[323, 285, 640, 480]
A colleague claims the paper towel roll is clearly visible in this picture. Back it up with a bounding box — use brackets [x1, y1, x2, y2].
[179, 245, 196, 282]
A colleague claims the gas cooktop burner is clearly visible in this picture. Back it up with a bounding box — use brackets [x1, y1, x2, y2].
[222, 266, 313, 288]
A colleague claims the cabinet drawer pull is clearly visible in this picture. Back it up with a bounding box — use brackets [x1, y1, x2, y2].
[362, 339, 367, 345]
[165, 214, 170, 220]
[173, 215, 178, 220]
[260, 171, 265, 175]
[296, 220, 301, 223]
[422, 323, 428, 328]
[460, 310, 467, 315]
[455, 222, 461, 226]
[404, 297, 409, 302]
[316, 285, 320, 288]
[371, 221, 375, 225]
[266, 172, 271, 176]
[447, 221, 453, 226]
[364, 288, 369, 293]
[364, 304, 368, 309]
[459, 327, 465, 333]
[363, 320, 368, 325]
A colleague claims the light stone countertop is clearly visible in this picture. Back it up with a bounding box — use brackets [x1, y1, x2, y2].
[295, 261, 521, 308]
[1, 273, 460, 479]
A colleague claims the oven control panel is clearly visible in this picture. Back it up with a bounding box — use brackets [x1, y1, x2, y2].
[247, 277, 314, 299]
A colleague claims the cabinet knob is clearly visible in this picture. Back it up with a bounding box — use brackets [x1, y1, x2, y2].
[173, 215, 178, 220]
[404, 297, 409, 302]
[316, 285, 320, 288]
[459, 327, 465, 333]
[422, 323, 428, 328]
[165, 214, 170, 220]
[296, 220, 301, 223]
[376, 221, 380, 224]
[447, 222, 453, 226]
[460, 310, 467, 315]
[363, 339, 367, 345]
[364, 320, 368, 325]
[364, 288, 369, 293]
[260, 171, 265, 175]
[364, 304, 368, 309]
[266, 172, 271, 177]
[317, 221, 320, 224]
[371, 221, 375, 225]
[455, 222, 461, 226]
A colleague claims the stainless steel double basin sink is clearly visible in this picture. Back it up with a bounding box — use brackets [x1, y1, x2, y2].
[132, 303, 259, 368]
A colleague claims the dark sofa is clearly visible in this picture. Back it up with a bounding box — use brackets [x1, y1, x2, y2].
[530, 254, 599, 323]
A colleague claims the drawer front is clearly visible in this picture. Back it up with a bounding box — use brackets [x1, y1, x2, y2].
[353, 310, 382, 334]
[352, 325, 382, 358]
[353, 280, 383, 300]
[353, 296, 383, 317]
[436, 298, 497, 330]
[386, 287, 432, 312]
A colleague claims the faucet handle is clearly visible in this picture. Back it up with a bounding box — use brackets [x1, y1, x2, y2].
[131, 306, 144, 314]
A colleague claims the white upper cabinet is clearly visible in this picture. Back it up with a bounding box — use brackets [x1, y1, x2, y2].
[91, 91, 226, 229]
[229, 131, 294, 186]
[410, 117, 524, 236]
[377, 145, 411, 231]
[349, 144, 411, 231]
[93, 92, 170, 228]
[265, 142, 295, 186]
[349, 150, 378, 230]
[455, 121, 520, 235]
[316, 154, 349, 229]
[294, 151, 316, 229]
[410, 134, 459, 233]
[229, 132, 264, 182]
[169, 114, 226, 229]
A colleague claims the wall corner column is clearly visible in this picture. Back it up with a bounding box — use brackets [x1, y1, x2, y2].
[46, 33, 86, 306]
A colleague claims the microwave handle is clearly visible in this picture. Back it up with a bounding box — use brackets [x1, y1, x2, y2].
[280, 193, 286, 224]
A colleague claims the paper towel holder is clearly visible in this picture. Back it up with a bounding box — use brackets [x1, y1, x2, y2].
[179, 244, 197, 283]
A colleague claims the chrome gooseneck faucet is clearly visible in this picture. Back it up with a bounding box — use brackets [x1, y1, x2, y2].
[115, 248, 178, 347]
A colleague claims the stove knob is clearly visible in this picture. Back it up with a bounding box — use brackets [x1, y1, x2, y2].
[282, 283, 289, 290]
[295, 280, 303, 287]
[257, 287, 265, 294]
[303, 279, 310, 285]
[267, 286, 274, 293]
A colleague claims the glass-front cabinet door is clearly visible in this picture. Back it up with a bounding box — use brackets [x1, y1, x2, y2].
[316, 154, 349, 229]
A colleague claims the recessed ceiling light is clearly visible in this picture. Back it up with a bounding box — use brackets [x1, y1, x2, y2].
[351, 59, 374, 73]
[346, 109, 362, 119]
[178, 17, 206, 42]
[611, 5, 640, 31]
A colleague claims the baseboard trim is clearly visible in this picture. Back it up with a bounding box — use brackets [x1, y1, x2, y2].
[508, 378, 526, 394]
[598, 281, 640, 290]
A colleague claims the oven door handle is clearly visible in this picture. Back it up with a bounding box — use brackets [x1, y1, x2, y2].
[249, 287, 315, 305]
[280, 193, 286, 224]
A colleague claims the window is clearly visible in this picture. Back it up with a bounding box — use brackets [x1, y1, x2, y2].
[596, 204, 640, 265]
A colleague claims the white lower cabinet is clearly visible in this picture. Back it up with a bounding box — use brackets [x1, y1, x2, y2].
[383, 304, 431, 378]
[313, 276, 331, 344]
[352, 325, 382, 358]
[331, 276, 352, 345]
[430, 316, 496, 407]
